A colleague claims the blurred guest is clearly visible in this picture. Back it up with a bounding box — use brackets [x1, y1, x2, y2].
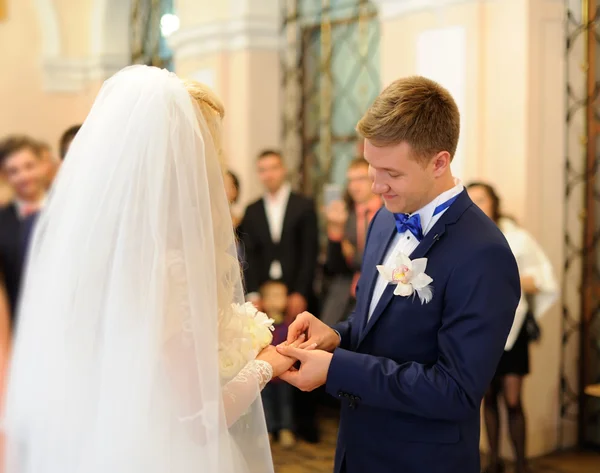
[241, 150, 318, 319]
[225, 170, 244, 262]
[467, 182, 558, 473]
[260, 280, 296, 448]
[224, 170, 241, 228]
[0, 178, 12, 206]
[0, 281, 10, 404]
[38, 141, 60, 187]
[59, 124, 81, 160]
[321, 158, 381, 326]
[240, 149, 319, 442]
[0, 136, 47, 322]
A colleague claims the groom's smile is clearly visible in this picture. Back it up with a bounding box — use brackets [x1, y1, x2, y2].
[364, 139, 454, 215]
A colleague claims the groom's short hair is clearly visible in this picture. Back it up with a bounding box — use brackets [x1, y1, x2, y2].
[356, 76, 460, 161]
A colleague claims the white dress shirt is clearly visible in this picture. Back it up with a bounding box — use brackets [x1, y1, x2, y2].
[15, 195, 47, 220]
[499, 218, 558, 350]
[263, 182, 291, 279]
[368, 180, 464, 320]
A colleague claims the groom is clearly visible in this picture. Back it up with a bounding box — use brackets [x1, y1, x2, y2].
[278, 76, 520, 473]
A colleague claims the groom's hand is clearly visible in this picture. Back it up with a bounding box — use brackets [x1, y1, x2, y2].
[286, 312, 340, 352]
[276, 345, 332, 392]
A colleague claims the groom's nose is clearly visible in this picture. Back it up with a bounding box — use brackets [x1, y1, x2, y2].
[371, 176, 388, 195]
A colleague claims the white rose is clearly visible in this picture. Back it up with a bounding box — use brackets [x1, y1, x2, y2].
[241, 301, 259, 315]
[234, 335, 258, 361]
[252, 310, 275, 332]
[219, 346, 248, 380]
[220, 312, 244, 341]
[239, 317, 272, 352]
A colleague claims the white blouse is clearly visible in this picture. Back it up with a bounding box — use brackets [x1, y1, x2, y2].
[500, 218, 558, 350]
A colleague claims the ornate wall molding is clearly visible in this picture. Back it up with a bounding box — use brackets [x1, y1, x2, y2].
[168, 7, 280, 60]
[35, 0, 131, 92]
[372, 0, 484, 20]
[41, 55, 130, 92]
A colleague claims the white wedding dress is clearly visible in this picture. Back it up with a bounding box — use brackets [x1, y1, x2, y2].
[2, 66, 274, 473]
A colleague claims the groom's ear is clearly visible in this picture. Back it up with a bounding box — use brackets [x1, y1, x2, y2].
[431, 151, 451, 176]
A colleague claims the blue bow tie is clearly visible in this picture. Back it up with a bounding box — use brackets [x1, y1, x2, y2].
[394, 213, 423, 240]
[393, 193, 461, 241]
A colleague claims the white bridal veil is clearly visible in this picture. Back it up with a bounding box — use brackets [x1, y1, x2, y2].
[3, 66, 273, 473]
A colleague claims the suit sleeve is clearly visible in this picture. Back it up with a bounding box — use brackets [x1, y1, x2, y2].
[292, 200, 318, 299]
[325, 243, 520, 421]
[239, 208, 261, 295]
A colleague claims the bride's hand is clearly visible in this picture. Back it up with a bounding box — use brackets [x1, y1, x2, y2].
[256, 334, 314, 378]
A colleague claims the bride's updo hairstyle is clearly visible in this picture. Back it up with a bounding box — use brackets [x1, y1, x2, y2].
[184, 80, 226, 172]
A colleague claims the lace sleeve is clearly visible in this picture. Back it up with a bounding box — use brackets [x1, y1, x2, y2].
[164, 250, 273, 430]
[222, 360, 273, 428]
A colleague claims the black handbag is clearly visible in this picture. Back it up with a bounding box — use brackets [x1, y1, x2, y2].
[524, 295, 541, 342]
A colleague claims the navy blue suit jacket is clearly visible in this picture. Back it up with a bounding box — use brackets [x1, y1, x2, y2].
[0, 204, 38, 322]
[326, 191, 520, 473]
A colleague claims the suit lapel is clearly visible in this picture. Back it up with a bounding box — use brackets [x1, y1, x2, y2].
[357, 226, 446, 346]
[357, 190, 472, 347]
[357, 211, 396, 332]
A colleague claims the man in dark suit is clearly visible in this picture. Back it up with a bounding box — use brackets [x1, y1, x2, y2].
[240, 149, 319, 442]
[241, 150, 318, 318]
[0, 136, 47, 325]
[278, 77, 520, 473]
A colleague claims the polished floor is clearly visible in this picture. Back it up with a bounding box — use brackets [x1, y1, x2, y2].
[271, 411, 600, 473]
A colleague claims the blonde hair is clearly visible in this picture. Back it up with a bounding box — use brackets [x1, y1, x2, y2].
[184, 80, 226, 171]
[356, 76, 459, 161]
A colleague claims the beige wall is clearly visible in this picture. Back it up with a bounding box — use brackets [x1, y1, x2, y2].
[0, 0, 128, 202]
[377, 0, 566, 459]
[176, 50, 281, 210]
[0, 0, 99, 153]
[171, 0, 281, 210]
[524, 0, 567, 453]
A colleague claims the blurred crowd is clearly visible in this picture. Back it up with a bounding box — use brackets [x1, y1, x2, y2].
[0, 132, 557, 472]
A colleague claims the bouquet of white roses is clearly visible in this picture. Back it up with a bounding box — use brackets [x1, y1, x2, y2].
[218, 302, 275, 380]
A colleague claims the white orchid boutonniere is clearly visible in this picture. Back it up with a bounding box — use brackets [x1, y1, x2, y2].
[377, 252, 434, 304]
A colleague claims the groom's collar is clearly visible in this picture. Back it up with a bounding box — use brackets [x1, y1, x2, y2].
[406, 178, 464, 236]
[434, 188, 472, 226]
[378, 186, 472, 235]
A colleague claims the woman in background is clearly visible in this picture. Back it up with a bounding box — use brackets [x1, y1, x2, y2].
[467, 182, 558, 473]
[224, 170, 241, 229]
[224, 170, 245, 263]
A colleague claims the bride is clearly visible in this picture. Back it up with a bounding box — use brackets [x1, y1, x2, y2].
[2, 66, 302, 472]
